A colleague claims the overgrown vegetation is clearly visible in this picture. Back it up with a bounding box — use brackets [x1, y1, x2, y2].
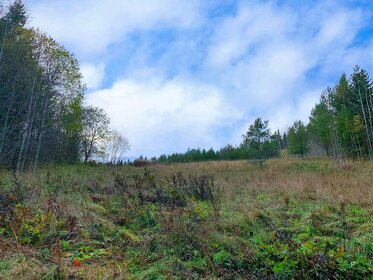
[0, 159, 372, 279]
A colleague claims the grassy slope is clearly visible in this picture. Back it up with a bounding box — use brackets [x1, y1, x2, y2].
[0, 159, 372, 279]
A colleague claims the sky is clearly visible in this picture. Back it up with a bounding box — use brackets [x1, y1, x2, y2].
[24, 0, 373, 157]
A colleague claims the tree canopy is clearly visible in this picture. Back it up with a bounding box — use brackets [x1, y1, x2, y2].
[0, 1, 129, 171]
[287, 120, 309, 158]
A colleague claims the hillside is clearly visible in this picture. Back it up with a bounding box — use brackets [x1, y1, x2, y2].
[0, 159, 372, 279]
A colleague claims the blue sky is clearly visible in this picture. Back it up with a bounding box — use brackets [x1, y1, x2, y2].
[25, 0, 373, 157]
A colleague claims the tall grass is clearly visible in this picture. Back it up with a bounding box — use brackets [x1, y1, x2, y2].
[0, 159, 372, 279]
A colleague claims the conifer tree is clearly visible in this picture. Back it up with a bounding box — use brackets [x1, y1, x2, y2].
[287, 121, 310, 158]
[242, 118, 271, 168]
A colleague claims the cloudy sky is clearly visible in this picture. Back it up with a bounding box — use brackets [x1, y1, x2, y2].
[25, 0, 373, 157]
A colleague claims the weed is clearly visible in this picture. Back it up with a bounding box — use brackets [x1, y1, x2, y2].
[0, 159, 371, 279]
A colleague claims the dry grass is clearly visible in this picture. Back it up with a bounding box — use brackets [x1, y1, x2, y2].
[145, 159, 373, 205]
[0, 158, 372, 279]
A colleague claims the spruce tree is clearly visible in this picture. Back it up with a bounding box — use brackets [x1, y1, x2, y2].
[287, 121, 310, 158]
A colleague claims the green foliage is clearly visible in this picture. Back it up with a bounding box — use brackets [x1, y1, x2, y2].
[157, 118, 281, 164]
[4, 0, 27, 28]
[309, 66, 373, 160]
[287, 120, 310, 158]
[241, 118, 280, 167]
[0, 2, 120, 171]
[212, 249, 232, 266]
[0, 2, 88, 170]
[309, 90, 334, 154]
[158, 146, 247, 163]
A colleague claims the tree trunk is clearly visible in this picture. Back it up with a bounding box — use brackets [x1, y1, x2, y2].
[21, 83, 40, 172]
[33, 98, 48, 172]
[363, 81, 373, 157]
[0, 81, 16, 156]
[0, 21, 8, 67]
[16, 70, 38, 172]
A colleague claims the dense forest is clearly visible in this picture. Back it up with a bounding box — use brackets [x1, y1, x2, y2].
[157, 67, 373, 164]
[309, 68, 373, 161]
[0, 1, 128, 172]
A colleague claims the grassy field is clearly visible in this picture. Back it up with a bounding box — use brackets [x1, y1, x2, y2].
[0, 159, 372, 279]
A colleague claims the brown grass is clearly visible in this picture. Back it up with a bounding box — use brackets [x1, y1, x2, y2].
[143, 159, 373, 206]
[1, 158, 372, 279]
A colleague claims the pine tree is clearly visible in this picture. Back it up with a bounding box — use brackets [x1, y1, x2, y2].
[242, 117, 271, 168]
[5, 0, 27, 29]
[287, 121, 310, 158]
[309, 91, 333, 156]
[348, 66, 373, 160]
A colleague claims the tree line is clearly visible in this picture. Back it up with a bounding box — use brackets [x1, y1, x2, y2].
[157, 66, 373, 164]
[157, 118, 282, 164]
[0, 1, 129, 171]
[309, 66, 373, 162]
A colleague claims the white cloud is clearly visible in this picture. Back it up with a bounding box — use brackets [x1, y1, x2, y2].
[81, 63, 105, 90]
[27, 0, 201, 57]
[269, 90, 322, 131]
[86, 77, 240, 157]
[207, 2, 295, 67]
[203, 0, 366, 135]
[24, 0, 373, 156]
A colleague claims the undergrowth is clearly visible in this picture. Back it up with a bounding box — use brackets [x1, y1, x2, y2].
[0, 160, 372, 279]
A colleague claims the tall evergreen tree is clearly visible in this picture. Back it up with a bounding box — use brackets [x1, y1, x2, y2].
[309, 89, 334, 156]
[4, 0, 27, 28]
[348, 66, 373, 160]
[242, 118, 272, 167]
[287, 120, 310, 158]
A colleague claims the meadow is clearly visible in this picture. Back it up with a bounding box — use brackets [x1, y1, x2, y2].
[0, 159, 372, 279]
